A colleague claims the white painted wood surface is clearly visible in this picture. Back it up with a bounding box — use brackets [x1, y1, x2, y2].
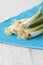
[0, 0, 43, 65]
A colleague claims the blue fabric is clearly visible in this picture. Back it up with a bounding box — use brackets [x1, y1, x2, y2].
[0, 2, 43, 49]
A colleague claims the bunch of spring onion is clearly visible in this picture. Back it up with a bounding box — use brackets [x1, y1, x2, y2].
[5, 7, 43, 39]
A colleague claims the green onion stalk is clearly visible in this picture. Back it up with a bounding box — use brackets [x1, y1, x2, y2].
[21, 7, 42, 27]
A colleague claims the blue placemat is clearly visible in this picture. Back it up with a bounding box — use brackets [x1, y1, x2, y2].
[0, 2, 43, 49]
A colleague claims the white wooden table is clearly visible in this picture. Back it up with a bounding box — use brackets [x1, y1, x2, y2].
[0, 0, 43, 65]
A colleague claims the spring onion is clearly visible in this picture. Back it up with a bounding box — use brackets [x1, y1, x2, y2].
[29, 28, 43, 38]
[4, 7, 43, 40]
[18, 28, 43, 39]
[17, 24, 43, 39]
